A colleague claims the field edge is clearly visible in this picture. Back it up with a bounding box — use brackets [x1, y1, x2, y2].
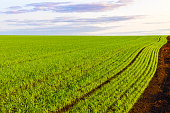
[129, 36, 170, 113]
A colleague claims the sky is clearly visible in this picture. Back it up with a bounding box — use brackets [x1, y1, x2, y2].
[0, 0, 170, 35]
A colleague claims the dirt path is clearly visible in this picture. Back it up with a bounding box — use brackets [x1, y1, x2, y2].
[129, 36, 170, 113]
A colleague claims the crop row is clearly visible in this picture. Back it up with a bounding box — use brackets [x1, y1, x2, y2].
[69, 39, 165, 113]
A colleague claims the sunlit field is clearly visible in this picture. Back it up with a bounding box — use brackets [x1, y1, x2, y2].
[0, 35, 167, 112]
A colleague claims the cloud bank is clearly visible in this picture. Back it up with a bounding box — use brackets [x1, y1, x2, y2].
[1, 0, 134, 14]
[5, 16, 139, 26]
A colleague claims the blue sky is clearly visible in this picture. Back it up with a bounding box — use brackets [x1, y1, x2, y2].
[0, 0, 170, 35]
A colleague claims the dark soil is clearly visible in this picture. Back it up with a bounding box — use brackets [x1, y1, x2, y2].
[129, 36, 170, 113]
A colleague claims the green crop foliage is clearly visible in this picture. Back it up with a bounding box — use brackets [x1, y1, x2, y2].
[0, 35, 167, 113]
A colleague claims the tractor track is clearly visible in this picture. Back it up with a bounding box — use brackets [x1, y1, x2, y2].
[53, 38, 161, 113]
[54, 46, 148, 113]
[106, 48, 155, 112]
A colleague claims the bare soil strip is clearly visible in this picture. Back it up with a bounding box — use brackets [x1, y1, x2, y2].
[129, 36, 170, 113]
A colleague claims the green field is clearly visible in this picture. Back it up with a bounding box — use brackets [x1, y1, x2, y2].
[0, 35, 167, 112]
